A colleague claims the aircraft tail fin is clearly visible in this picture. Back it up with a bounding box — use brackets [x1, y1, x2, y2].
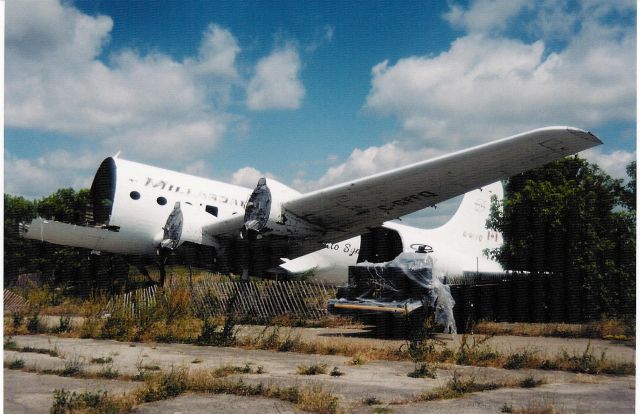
[433, 181, 503, 248]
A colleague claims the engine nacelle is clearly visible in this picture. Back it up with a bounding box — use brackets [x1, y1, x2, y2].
[241, 177, 318, 239]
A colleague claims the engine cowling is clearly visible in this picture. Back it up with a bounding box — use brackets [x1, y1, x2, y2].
[240, 177, 319, 240]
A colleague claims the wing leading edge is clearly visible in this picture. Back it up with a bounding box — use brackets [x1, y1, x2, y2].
[282, 126, 601, 243]
[203, 126, 601, 257]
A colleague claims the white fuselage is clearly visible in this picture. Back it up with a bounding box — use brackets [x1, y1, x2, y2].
[24, 157, 504, 285]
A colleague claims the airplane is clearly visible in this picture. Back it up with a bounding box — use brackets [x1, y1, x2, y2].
[21, 126, 602, 286]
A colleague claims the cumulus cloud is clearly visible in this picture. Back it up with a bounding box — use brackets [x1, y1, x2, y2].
[231, 166, 277, 188]
[582, 148, 636, 181]
[365, 28, 635, 149]
[444, 0, 528, 34]
[246, 45, 305, 110]
[293, 142, 444, 191]
[6, 0, 241, 164]
[5, 150, 101, 198]
[298, 1, 634, 209]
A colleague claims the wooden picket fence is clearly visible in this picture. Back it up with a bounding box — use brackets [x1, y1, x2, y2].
[3, 289, 29, 314]
[105, 279, 334, 321]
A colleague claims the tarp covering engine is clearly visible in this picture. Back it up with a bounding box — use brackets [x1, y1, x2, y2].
[328, 246, 457, 334]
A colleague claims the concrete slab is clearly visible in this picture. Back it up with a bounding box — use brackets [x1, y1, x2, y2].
[135, 393, 301, 414]
[4, 334, 635, 413]
[386, 377, 636, 414]
[4, 368, 138, 414]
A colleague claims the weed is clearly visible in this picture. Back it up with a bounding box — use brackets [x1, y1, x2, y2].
[79, 316, 103, 339]
[11, 312, 23, 332]
[408, 362, 438, 379]
[350, 355, 366, 365]
[330, 366, 344, 377]
[50, 389, 128, 414]
[98, 364, 120, 379]
[55, 315, 72, 333]
[419, 371, 498, 401]
[363, 395, 382, 405]
[197, 316, 237, 346]
[8, 359, 25, 369]
[372, 407, 394, 414]
[137, 367, 188, 402]
[256, 365, 265, 374]
[90, 356, 113, 364]
[297, 363, 328, 375]
[60, 354, 84, 377]
[565, 343, 601, 374]
[260, 325, 283, 349]
[504, 349, 539, 370]
[509, 399, 571, 414]
[4, 337, 18, 350]
[500, 402, 514, 412]
[20, 346, 59, 357]
[26, 308, 41, 334]
[192, 358, 203, 364]
[212, 365, 253, 377]
[278, 333, 303, 352]
[454, 334, 498, 366]
[296, 383, 339, 414]
[520, 376, 545, 388]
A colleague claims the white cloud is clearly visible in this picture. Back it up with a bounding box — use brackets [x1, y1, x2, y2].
[293, 142, 444, 191]
[364, 4, 635, 151]
[182, 160, 212, 177]
[246, 45, 305, 110]
[6, 0, 241, 163]
[189, 24, 241, 79]
[582, 148, 636, 180]
[444, 0, 528, 34]
[5, 150, 101, 198]
[231, 167, 277, 188]
[298, 1, 635, 221]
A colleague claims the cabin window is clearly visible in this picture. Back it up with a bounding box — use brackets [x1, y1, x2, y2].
[130, 191, 141, 200]
[157, 196, 167, 206]
[205, 205, 218, 217]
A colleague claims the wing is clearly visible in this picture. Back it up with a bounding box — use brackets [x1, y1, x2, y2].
[282, 126, 601, 243]
[203, 126, 601, 257]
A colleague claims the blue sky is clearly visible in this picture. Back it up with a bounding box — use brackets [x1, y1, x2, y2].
[5, 0, 637, 227]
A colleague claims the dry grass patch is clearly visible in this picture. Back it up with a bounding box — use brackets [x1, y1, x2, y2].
[418, 371, 546, 402]
[501, 399, 577, 414]
[475, 320, 633, 341]
[297, 363, 328, 375]
[419, 372, 499, 401]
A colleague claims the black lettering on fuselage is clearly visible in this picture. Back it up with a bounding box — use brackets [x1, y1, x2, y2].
[142, 176, 246, 210]
[377, 190, 438, 212]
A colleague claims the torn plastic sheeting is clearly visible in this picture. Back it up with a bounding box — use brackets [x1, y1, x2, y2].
[357, 251, 457, 334]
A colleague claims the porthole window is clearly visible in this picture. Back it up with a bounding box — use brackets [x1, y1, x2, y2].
[157, 196, 167, 206]
[130, 191, 141, 200]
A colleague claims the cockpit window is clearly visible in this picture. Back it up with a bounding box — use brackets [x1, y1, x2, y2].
[157, 196, 167, 206]
[205, 205, 218, 217]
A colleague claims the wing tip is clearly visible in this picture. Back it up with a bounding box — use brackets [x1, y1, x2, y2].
[564, 126, 603, 146]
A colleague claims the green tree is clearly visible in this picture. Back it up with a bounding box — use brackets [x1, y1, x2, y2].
[37, 188, 90, 224]
[4, 195, 37, 285]
[486, 156, 635, 319]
